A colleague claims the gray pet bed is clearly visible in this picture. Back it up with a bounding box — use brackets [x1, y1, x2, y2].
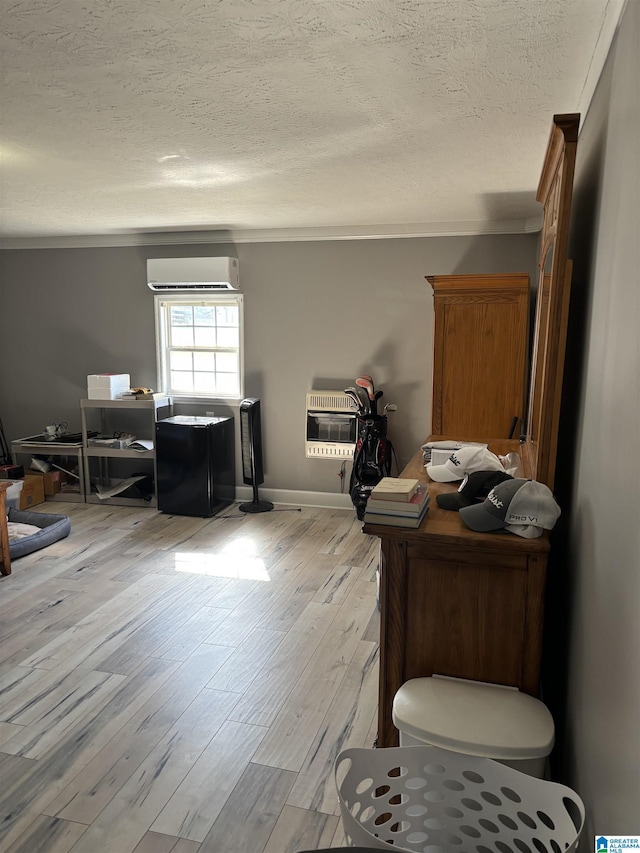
[7, 507, 71, 559]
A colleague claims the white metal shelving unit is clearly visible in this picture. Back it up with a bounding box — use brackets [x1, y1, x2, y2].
[80, 397, 172, 507]
[10, 436, 86, 503]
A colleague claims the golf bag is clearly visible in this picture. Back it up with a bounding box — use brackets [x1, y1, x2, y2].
[349, 414, 393, 520]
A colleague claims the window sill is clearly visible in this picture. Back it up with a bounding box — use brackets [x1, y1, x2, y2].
[169, 395, 243, 406]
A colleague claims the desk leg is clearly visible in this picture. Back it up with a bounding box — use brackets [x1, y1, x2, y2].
[377, 538, 407, 747]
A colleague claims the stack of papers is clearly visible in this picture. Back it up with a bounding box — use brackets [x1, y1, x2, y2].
[95, 476, 147, 500]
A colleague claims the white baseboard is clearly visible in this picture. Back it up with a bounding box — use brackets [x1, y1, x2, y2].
[235, 486, 353, 510]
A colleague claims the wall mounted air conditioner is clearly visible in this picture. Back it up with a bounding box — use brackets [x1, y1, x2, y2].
[147, 257, 240, 291]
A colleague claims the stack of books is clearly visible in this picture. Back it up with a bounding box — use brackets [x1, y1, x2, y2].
[364, 477, 430, 528]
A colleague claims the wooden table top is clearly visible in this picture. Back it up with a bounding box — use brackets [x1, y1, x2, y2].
[363, 436, 549, 554]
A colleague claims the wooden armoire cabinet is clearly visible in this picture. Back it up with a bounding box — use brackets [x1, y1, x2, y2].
[427, 273, 529, 441]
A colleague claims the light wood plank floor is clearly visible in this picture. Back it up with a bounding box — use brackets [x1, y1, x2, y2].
[0, 501, 380, 853]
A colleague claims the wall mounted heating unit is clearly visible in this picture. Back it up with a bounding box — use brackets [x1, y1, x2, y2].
[305, 391, 357, 459]
[147, 257, 240, 291]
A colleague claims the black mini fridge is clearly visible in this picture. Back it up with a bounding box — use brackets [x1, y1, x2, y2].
[156, 416, 235, 517]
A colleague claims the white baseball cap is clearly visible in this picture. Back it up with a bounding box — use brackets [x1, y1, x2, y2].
[459, 478, 561, 536]
[426, 445, 504, 483]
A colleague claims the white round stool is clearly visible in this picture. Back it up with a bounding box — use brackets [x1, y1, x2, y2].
[392, 674, 555, 778]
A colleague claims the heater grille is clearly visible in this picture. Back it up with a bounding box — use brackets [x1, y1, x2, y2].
[306, 442, 354, 458]
[305, 390, 357, 459]
[306, 391, 356, 412]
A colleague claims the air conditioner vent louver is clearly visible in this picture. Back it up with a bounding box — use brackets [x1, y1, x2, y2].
[149, 282, 235, 291]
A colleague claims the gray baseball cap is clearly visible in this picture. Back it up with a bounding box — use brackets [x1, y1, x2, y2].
[459, 478, 561, 534]
[436, 470, 514, 511]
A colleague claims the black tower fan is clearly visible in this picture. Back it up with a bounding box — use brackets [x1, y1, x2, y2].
[239, 398, 273, 513]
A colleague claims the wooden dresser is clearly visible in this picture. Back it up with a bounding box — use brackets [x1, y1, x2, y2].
[364, 439, 546, 747]
[365, 114, 579, 749]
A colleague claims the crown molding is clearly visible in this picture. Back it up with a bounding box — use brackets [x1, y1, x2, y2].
[0, 217, 542, 250]
[577, 0, 628, 124]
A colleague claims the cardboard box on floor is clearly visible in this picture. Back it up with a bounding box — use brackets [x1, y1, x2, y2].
[19, 474, 46, 509]
[26, 468, 67, 496]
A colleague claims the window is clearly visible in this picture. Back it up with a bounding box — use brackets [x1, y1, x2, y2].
[154, 293, 244, 400]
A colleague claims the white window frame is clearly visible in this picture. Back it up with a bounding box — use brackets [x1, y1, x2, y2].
[154, 292, 244, 401]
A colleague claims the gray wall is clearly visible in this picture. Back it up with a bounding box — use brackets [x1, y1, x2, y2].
[543, 0, 639, 833]
[0, 234, 536, 493]
[0, 3, 637, 833]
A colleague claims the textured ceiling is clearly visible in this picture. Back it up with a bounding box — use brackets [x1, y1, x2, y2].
[0, 0, 622, 245]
